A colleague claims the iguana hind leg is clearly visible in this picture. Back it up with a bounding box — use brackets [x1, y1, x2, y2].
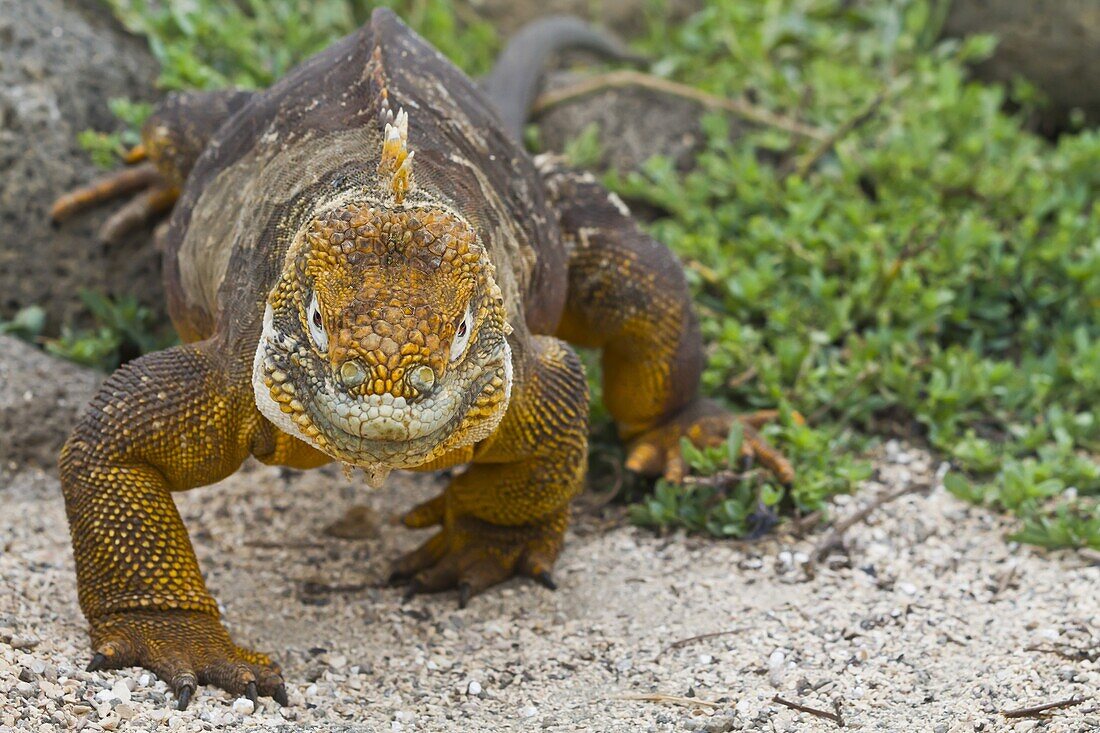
[50, 89, 254, 243]
[60, 341, 286, 708]
[393, 335, 588, 604]
[540, 160, 794, 484]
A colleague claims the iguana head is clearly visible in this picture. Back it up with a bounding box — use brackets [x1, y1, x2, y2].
[252, 112, 512, 482]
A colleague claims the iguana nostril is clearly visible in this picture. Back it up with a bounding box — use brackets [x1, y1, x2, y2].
[339, 360, 367, 388]
[407, 364, 436, 394]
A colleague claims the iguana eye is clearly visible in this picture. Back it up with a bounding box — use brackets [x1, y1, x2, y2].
[307, 292, 328, 353]
[449, 305, 473, 362]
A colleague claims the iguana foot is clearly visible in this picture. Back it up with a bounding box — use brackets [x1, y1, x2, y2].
[86, 610, 287, 710]
[391, 497, 566, 607]
[624, 398, 798, 484]
[49, 156, 178, 244]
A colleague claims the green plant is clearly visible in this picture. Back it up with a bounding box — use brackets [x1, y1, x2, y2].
[104, 0, 496, 91]
[597, 0, 1098, 547]
[0, 306, 47, 341]
[44, 292, 176, 370]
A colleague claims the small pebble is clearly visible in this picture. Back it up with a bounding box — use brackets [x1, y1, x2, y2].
[231, 697, 255, 715]
[9, 635, 38, 650]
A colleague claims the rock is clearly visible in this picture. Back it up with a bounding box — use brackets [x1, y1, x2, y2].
[535, 71, 749, 176]
[704, 715, 738, 733]
[0, 335, 100, 469]
[943, 0, 1100, 131]
[231, 697, 255, 715]
[8, 634, 39, 650]
[108, 679, 130, 703]
[0, 0, 163, 332]
[323, 504, 381, 540]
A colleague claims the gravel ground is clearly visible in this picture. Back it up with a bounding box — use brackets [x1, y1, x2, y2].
[1, 441, 1098, 732]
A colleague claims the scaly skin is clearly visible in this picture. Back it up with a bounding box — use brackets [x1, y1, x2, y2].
[53, 8, 794, 709]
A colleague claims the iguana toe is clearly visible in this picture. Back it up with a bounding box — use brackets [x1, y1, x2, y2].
[393, 501, 566, 607]
[87, 609, 284, 710]
[625, 399, 798, 485]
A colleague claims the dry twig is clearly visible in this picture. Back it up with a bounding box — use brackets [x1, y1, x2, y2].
[788, 91, 885, 179]
[620, 693, 721, 709]
[1001, 696, 1088, 719]
[1024, 643, 1100, 663]
[653, 627, 749, 661]
[807, 481, 930, 568]
[772, 694, 845, 727]
[530, 70, 828, 141]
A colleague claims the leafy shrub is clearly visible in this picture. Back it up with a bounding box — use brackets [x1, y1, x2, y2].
[609, 1, 1099, 548]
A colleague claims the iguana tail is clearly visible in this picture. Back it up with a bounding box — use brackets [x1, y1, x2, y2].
[481, 15, 643, 142]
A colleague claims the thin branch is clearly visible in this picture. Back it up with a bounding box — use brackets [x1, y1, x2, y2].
[620, 693, 721, 709]
[727, 366, 759, 390]
[653, 627, 749, 661]
[1001, 696, 1088, 719]
[788, 91, 886, 179]
[531, 69, 829, 142]
[807, 482, 930, 568]
[1024, 643, 1100, 663]
[772, 694, 845, 727]
[808, 363, 879, 423]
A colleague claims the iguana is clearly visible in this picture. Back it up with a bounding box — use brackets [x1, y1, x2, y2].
[53, 9, 794, 710]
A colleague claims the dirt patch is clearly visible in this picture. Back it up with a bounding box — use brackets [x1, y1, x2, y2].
[1, 441, 1096, 731]
[0, 335, 100, 470]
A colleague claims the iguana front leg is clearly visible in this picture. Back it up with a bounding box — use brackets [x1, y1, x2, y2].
[540, 159, 794, 484]
[60, 342, 286, 709]
[393, 336, 588, 603]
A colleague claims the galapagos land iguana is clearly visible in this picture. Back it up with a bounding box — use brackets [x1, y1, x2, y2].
[52, 9, 795, 709]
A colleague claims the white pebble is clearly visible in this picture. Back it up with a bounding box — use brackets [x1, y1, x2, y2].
[519, 705, 538, 718]
[467, 680, 482, 696]
[768, 649, 786, 687]
[110, 679, 131, 703]
[231, 697, 255, 715]
[697, 654, 713, 665]
[9, 635, 38, 650]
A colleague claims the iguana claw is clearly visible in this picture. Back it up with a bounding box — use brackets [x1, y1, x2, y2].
[533, 571, 557, 591]
[85, 609, 284, 711]
[176, 684, 193, 711]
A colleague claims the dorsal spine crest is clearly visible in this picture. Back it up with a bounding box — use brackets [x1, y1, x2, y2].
[378, 108, 415, 205]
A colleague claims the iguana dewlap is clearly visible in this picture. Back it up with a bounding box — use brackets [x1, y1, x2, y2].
[55, 9, 793, 709]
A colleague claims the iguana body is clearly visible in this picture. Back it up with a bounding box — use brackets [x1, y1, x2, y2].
[57, 9, 792, 708]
